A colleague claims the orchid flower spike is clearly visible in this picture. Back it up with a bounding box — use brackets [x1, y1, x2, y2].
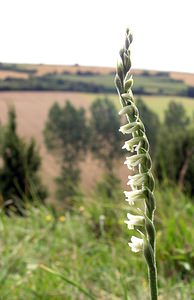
[115, 28, 158, 300]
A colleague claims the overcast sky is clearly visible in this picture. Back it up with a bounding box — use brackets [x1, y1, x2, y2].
[1, 0, 194, 73]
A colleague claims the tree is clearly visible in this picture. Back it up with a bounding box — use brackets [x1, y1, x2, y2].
[154, 125, 194, 195]
[0, 107, 47, 214]
[90, 97, 124, 171]
[89, 97, 125, 199]
[154, 127, 186, 182]
[154, 101, 194, 193]
[136, 98, 160, 155]
[44, 101, 90, 205]
[55, 166, 81, 208]
[44, 101, 89, 162]
[164, 100, 190, 130]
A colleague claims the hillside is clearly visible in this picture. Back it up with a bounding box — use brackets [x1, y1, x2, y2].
[0, 62, 194, 85]
[0, 63, 194, 96]
[0, 63, 194, 199]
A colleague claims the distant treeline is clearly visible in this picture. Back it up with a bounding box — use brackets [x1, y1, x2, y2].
[0, 63, 37, 74]
[0, 69, 194, 97]
[0, 76, 113, 93]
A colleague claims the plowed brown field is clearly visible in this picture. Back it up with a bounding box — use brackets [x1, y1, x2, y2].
[0, 91, 128, 200]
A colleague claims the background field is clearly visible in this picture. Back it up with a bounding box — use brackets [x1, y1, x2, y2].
[0, 89, 194, 198]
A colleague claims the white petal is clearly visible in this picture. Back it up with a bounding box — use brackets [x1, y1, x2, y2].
[124, 213, 144, 231]
[124, 190, 145, 205]
[128, 242, 140, 253]
[124, 220, 134, 230]
[128, 236, 144, 252]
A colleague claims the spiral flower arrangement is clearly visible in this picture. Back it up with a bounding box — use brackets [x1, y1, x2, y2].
[115, 29, 158, 300]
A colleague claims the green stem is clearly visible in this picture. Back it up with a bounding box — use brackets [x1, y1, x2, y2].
[148, 264, 158, 300]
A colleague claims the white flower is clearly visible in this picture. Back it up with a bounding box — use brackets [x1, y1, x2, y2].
[119, 122, 143, 134]
[123, 136, 149, 152]
[127, 173, 146, 186]
[124, 190, 145, 205]
[122, 137, 141, 152]
[124, 153, 152, 170]
[118, 103, 139, 118]
[128, 236, 144, 253]
[128, 172, 154, 190]
[124, 212, 144, 230]
[124, 154, 146, 169]
[129, 172, 149, 187]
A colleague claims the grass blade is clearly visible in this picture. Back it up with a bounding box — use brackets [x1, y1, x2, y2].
[39, 264, 96, 300]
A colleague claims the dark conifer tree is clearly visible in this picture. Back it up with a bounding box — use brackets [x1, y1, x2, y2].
[0, 107, 47, 214]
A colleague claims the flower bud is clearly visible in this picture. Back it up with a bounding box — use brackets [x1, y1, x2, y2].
[124, 78, 133, 91]
[116, 62, 124, 82]
[118, 103, 139, 119]
[114, 74, 123, 93]
[119, 48, 124, 61]
[124, 53, 131, 71]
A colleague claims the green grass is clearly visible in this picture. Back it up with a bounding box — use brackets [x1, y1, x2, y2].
[0, 185, 193, 299]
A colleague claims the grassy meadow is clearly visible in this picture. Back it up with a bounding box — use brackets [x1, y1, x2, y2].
[0, 186, 194, 300]
[0, 63, 194, 299]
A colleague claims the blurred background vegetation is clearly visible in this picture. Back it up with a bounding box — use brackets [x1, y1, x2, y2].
[0, 63, 193, 299]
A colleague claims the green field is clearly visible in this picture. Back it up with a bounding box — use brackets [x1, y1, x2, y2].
[44, 72, 188, 95]
[0, 186, 193, 299]
[141, 95, 194, 121]
[108, 94, 194, 121]
[38, 72, 187, 94]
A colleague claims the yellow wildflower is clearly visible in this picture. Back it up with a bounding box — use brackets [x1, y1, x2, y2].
[59, 216, 65, 222]
[45, 215, 52, 222]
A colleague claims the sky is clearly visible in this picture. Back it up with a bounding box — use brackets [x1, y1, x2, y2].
[1, 0, 194, 73]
